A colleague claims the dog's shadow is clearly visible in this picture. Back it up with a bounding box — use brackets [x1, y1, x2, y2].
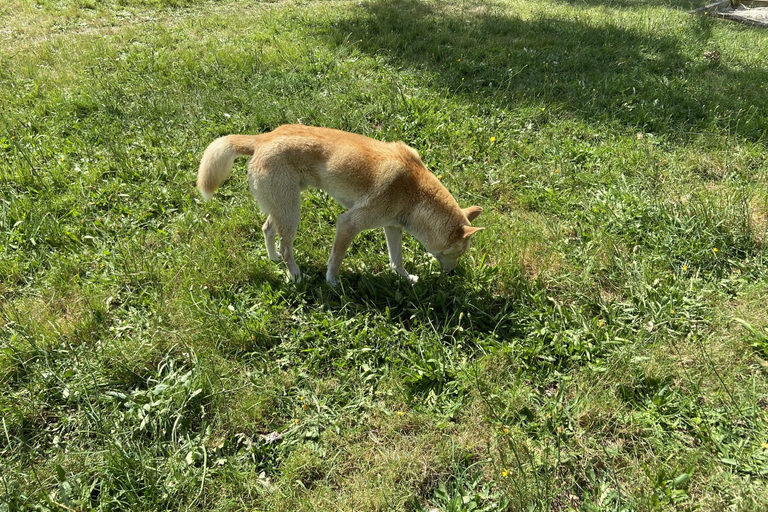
[287, 261, 527, 340]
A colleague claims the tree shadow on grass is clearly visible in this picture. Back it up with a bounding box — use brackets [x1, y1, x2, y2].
[323, 0, 767, 141]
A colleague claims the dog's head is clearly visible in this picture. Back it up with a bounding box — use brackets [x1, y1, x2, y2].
[431, 206, 484, 273]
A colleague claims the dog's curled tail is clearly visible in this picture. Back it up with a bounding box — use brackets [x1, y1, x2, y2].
[197, 135, 257, 201]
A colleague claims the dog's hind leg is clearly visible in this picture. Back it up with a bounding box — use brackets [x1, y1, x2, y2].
[262, 215, 280, 262]
[250, 170, 302, 282]
[326, 211, 363, 287]
[273, 206, 302, 283]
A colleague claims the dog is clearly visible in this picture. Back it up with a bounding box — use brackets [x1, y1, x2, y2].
[197, 125, 483, 286]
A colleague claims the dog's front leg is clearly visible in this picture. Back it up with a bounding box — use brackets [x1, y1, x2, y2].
[326, 211, 362, 287]
[383, 226, 418, 284]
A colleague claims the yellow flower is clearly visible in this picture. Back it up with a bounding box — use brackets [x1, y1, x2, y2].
[457, 58, 461, 62]
[712, 248, 718, 253]
[301, 403, 307, 410]
[541, 107, 546, 111]
[501, 468, 509, 478]
[490, 136, 496, 142]
[396, 410, 405, 416]
[761, 442, 768, 450]
[503, 427, 509, 434]
[683, 264, 688, 271]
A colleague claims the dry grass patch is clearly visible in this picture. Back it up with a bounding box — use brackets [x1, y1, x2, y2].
[750, 193, 768, 246]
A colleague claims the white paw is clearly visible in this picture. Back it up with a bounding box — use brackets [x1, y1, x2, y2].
[406, 274, 419, 284]
[289, 272, 303, 283]
[326, 274, 340, 287]
[268, 253, 282, 263]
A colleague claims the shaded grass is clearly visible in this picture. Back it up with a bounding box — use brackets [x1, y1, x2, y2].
[2, 0, 768, 510]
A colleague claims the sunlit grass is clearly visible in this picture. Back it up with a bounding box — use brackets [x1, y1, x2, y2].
[1, 0, 767, 510]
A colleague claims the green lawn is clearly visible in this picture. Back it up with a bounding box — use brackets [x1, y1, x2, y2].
[2, 0, 768, 510]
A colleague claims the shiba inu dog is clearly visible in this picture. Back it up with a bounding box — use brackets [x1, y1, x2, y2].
[197, 125, 483, 286]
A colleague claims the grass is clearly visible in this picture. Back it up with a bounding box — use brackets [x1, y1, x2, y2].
[1, 0, 768, 510]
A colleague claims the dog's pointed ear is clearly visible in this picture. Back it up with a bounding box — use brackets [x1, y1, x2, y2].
[462, 206, 483, 222]
[461, 225, 484, 240]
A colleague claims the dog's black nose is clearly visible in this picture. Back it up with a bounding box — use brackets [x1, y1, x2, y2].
[446, 269, 455, 276]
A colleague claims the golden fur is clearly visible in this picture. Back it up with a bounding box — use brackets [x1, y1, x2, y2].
[197, 125, 483, 285]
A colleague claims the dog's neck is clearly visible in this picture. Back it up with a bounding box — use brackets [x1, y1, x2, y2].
[403, 194, 466, 251]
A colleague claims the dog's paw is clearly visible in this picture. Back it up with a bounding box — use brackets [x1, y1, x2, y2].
[326, 274, 340, 287]
[406, 274, 419, 284]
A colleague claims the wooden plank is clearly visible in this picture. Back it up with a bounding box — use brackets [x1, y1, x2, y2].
[690, 0, 768, 28]
[690, 0, 768, 13]
[689, 0, 732, 15]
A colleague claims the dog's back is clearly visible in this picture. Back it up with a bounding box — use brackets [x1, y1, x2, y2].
[246, 125, 429, 210]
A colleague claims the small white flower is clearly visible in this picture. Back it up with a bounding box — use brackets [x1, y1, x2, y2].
[262, 432, 282, 443]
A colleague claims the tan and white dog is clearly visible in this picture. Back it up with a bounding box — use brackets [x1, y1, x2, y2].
[197, 125, 483, 286]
